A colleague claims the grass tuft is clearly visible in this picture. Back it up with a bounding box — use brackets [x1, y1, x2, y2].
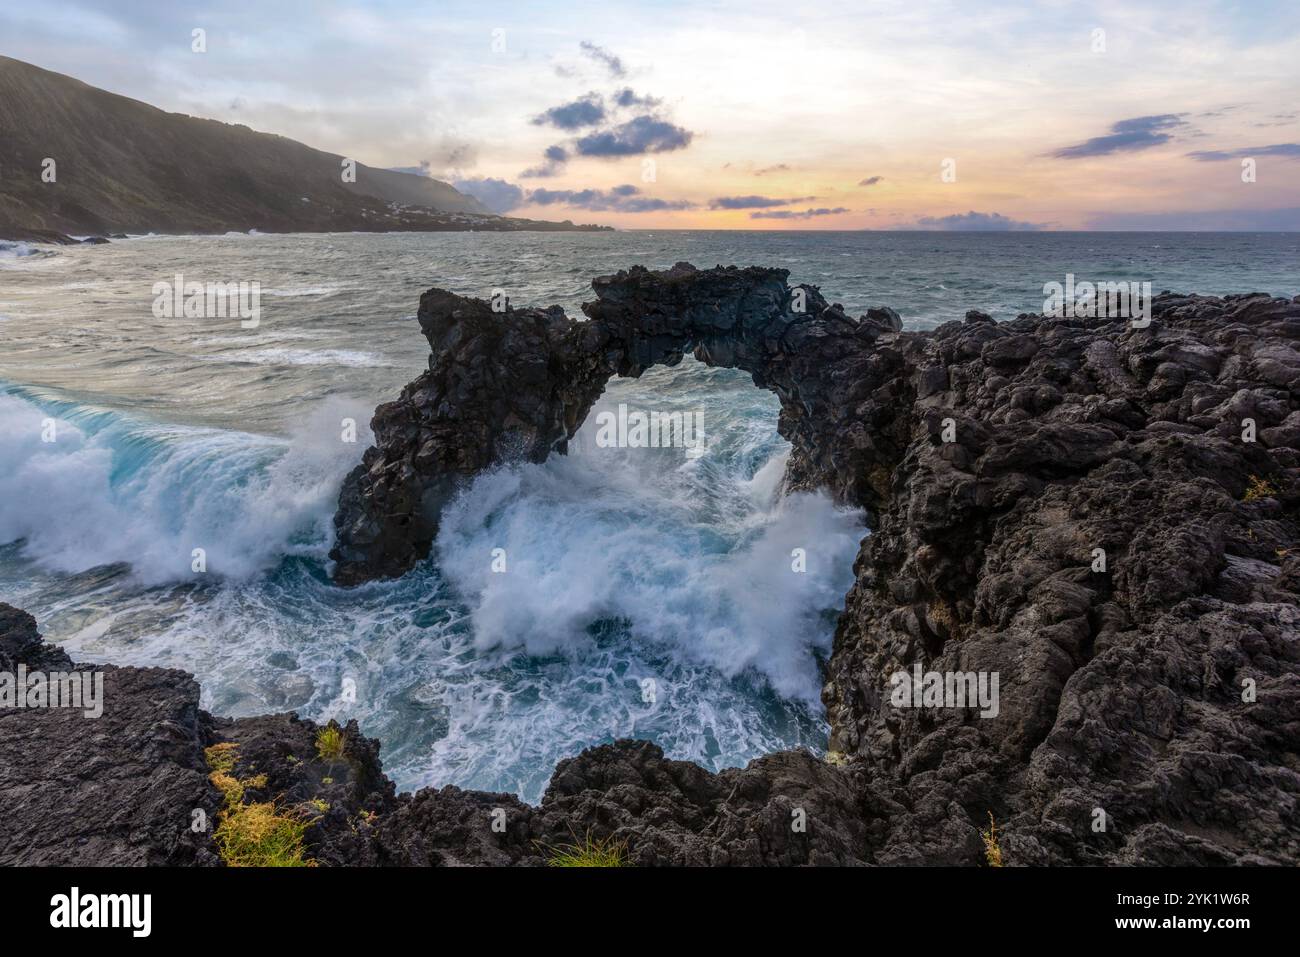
[981, 812, 1004, 867]
[1243, 475, 1278, 503]
[204, 741, 239, 774]
[204, 740, 316, 867]
[315, 724, 346, 762]
[210, 770, 245, 805]
[213, 801, 316, 868]
[542, 831, 628, 868]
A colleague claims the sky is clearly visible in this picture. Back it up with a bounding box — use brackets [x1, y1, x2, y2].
[3, 0, 1299, 229]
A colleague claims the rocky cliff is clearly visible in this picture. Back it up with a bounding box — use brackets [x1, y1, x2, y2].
[4, 264, 1298, 865]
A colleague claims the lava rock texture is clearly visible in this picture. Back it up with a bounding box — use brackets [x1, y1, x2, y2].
[4, 263, 1298, 865]
[822, 292, 1300, 865]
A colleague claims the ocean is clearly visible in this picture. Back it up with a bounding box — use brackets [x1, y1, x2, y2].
[1, 229, 1296, 801]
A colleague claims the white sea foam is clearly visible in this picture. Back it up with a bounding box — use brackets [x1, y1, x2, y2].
[0, 241, 52, 266]
[0, 241, 38, 259]
[260, 285, 342, 297]
[202, 347, 393, 367]
[0, 390, 368, 584]
[194, 331, 320, 346]
[436, 448, 864, 704]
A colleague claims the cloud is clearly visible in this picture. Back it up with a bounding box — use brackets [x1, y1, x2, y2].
[1086, 207, 1300, 231]
[1051, 114, 1189, 159]
[573, 115, 694, 157]
[750, 207, 850, 220]
[452, 177, 526, 214]
[449, 179, 702, 214]
[527, 184, 695, 212]
[910, 211, 1045, 231]
[521, 145, 569, 178]
[579, 41, 626, 78]
[858, 175, 884, 186]
[709, 195, 815, 209]
[613, 88, 661, 109]
[1187, 143, 1300, 161]
[533, 94, 606, 130]
[754, 164, 790, 176]
[523, 44, 687, 175]
[387, 143, 480, 180]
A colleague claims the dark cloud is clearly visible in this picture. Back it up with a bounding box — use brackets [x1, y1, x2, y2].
[910, 211, 1045, 231]
[527, 184, 695, 212]
[533, 94, 606, 130]
[447, 179, 696, 214]
[431, 138, 480, 169]
[1051, 114, 1188, 159]
[753, 164, 790, 176]
[1187, 143, 1300, 161]
[451, 177, 526, 214]
[388, 142, 479, 180]
[520, 145, 570, 179]
[574, 115, 694, 157]
[709, 195, 815, 209]
[1086, 206, 1300, 230]
[524, 43, 688, 175]
[750, 207, 850, 220]
[858, 175, 884, 186]
[579, 41, 626, 78]
[613, 88, 661, 109]
[1196, 105, 1242, 119]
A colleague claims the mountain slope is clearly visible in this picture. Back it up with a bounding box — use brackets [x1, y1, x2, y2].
[0, 56, 550, 239]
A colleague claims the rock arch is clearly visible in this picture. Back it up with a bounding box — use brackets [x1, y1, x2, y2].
[329, 262, 902, 586]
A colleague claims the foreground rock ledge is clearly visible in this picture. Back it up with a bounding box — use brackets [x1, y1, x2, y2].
[0, 604, 866, 866]
[4, 268, 1298, 865]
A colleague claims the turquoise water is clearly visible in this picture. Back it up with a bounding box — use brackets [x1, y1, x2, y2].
[0, 230, 1296, 800]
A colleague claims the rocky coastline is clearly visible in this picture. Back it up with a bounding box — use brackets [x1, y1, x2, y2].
[0, 215, 612, 248]
[3, 264, 1297, 865]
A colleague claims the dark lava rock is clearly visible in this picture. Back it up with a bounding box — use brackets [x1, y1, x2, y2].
[819, 291, 1300, 865]
[0, 606, 220, 865]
